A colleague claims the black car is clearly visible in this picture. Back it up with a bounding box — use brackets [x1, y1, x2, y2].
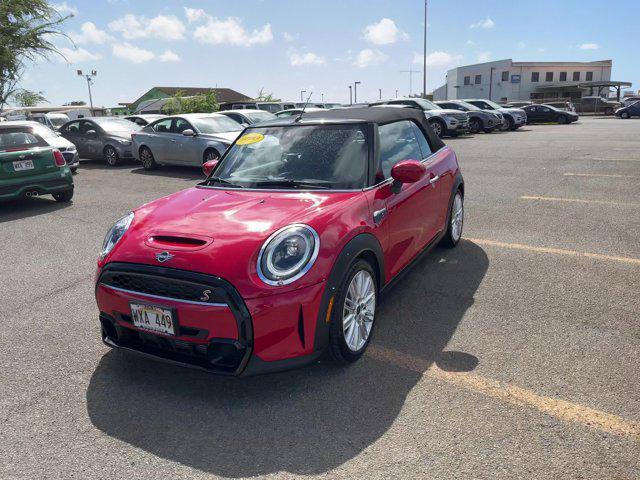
[615, 101, 640, 119]
[59, 117, 142, 166]
[435, 100, 502, 134]
[522, 104, 579, 124]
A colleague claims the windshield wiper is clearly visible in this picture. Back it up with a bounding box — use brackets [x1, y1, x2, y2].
[253, 178, 331, 190]
[205, 176, 244, 188]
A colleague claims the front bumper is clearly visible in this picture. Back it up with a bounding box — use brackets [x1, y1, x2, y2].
[95, 262, 327, 376]
[445, 119, 470, 135]
[62, 151, 80, 169]
[0, 168, 73, 201]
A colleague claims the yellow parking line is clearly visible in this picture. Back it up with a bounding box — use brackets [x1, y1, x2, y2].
[368, 345, 640, 440]
[563, 173, 639, 178]
[466, 238, 640, 266]
[521, 195, 638, 207]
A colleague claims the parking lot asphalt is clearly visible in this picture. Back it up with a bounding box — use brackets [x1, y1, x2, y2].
[1, 117, 638, 479]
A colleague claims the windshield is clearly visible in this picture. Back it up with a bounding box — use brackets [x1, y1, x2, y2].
[482, 99, 504, 109]
[245, 111, 276, 123]
[47, 115, 69, 127]
[390, 98, 441, 110]
[94, 118, 142, 132]
[208, 124, 369, 190]
[456, 101, 481, 111]
[191, 116, 242, 134]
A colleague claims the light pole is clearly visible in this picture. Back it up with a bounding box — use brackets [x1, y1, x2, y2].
[395, 89, 398, 98]
[77, 69, 97, 115]
[354, 81, 361, 103]
[300, 90, 306, 102]
[321, 93, 324, 102]
[422, 0, 428, 98]
[349, 85, 353, 105]
[379, 88, 382, 100]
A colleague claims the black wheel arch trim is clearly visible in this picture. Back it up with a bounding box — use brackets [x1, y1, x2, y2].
[312, 233, 385, 351]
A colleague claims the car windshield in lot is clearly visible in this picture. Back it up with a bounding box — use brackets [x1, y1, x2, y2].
[482, 99, 506, 109]
[0, 128, 47, 151]
[94, 118, 142, 132]
[191, 116, 243, 134]
[244, 111, 276, 123]
[207, 124, 368, 190]
[454, 101, 481, 111]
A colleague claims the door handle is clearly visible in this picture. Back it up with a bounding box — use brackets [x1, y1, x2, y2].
[429, 175, 440, 184]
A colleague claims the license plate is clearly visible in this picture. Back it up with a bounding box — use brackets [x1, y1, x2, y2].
[13, 160, 34, 171]
[130, 303, 176, 335]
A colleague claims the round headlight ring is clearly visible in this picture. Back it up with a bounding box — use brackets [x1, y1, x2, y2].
[257, 224, 320, 286]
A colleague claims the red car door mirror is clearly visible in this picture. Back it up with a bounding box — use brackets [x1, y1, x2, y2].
[202, 159, 219, 177]
[390, 160, 426, 193]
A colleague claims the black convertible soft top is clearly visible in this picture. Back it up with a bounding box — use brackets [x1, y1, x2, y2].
[258, 106, 446, 151]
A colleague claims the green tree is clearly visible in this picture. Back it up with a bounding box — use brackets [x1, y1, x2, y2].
[161, 90, 219, 114]
[0, 0, 70, 109]
[255, 89, 281, 102]
[64, 100, 86, 106]
[11, 88, 47, 106]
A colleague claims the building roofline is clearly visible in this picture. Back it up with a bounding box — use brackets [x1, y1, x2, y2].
[511, 59, 612, 67]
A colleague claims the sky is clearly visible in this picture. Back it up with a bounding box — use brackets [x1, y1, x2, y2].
[18, 0, 640, 107]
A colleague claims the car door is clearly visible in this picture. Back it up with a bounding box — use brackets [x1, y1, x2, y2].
[146, 118, 173, 164]
[61, 121, 84, 156]
[525, 106, 541, 122]
[539, 106, 554, 122]
[171, 117, 199, 165]
[81, 120, 103, 158]
[374, 120, 443, 279]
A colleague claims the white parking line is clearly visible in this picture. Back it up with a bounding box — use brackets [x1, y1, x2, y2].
[521, 195, 639, 207]
[563, 173, 639, 178]
[368, 345, 640, 441]
[467, 238, 640, 266]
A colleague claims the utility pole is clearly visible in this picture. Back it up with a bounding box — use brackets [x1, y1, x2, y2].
[379, 88, 382, 100]
[400, 66, 420, 97]
[349, 85, 353, 105]
[395, 89, 398, 98]
[77, 69, 97, 115]
[354, 81, 361, 103]
[321, 93, 324, 102]
[300, 90, 306, 102]
[423, 0, 428, 98]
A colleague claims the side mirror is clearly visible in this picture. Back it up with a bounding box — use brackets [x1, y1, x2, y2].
[390, 160, 426, 194]
[202, 159, 219, 177]
[182, 129, 195, 137]
[86, 129, 97, 136]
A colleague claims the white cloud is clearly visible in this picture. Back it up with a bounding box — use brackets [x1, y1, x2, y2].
[193, 17, 272, 47]
[363, 18, 408, 45]
[413, 51, 463, 67]
[283, 32, 296, 42]
[158, 50, 180, 62]
[52, 2, 78, 15]
[112, 42, 154, 63]
[477, 51, 492, 62]
[579, 43, 599, 50]
[184, 7, 206, 23]
[109, 14, 185, 40]
[469, 17, 495, 29]
[58, 47, 102, 63]
[69, 22, 111, 44]
[354, 49, 388, 68]
[465, 40, 476, 46]
[289, 51, 326, 66]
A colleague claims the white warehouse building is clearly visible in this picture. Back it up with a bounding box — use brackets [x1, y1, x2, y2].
[433, 59, 629, 102]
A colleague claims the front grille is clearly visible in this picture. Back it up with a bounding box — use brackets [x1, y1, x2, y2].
[100, 270, 228, 304]
[62, 152, 76, 162]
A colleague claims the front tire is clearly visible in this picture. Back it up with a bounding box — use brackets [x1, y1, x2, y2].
[139, 146, 157, 170]
[469, 118, 481, 134]
[104, 146, 120, 167]
[429, 120, 445, 138]
[53, 189, 74, 203]
[621, 112, 630, 119]
[440, 190, 464, 248]
[329, 259, 377, 365]
[557, 114, 567, 124]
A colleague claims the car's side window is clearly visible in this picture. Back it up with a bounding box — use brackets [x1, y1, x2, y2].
[410, 122, 433, 160]
[377, 121, 423, 181]
[226, 113, 244, 124]
[79, 120, 95, 135]
[542, 107, 551, 112]
[153, 118, 173, 133]
[66, 121, 81, 134]
[173, 118, 193, 134]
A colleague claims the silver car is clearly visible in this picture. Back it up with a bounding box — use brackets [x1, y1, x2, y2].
[132, 113, 242, 170]
[218, 109, 276, 126]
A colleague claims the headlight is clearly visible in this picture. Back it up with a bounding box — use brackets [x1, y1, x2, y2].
[117, 138, 131, 145]
[100, 212, 134, 260]
[257, 224, 319, 286]
[67, 144, 77, 152]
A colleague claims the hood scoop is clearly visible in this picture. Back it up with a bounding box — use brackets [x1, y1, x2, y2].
[145, 232, 213, 251]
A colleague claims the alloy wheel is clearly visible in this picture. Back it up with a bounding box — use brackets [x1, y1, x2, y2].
[140, 148, 154, 169]
[342, 270, 376, 352]
[431, 121, 443, 138]
[451, 192, 464, 242]
[105, 147, 118, 166]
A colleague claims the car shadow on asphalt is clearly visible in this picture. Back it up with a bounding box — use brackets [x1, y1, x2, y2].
[86, 239, 488, 477]
[0, 196, 71, 223]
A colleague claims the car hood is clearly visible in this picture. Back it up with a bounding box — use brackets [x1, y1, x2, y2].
[105, 186, 363, 297]
[200, 131, 242, 144]
[497, 107, 526, 116]
[432, 109, 466, 116]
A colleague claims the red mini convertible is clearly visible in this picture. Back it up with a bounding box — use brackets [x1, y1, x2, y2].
[95, 107, 464, 375]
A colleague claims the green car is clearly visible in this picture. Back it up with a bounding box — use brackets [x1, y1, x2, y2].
[0, 124, 74, 202]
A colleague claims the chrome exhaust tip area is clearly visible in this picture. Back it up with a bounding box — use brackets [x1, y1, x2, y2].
[25, 191, 39, 197]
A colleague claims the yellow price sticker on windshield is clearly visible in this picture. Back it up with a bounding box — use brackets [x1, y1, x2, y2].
[236, 133, 265, 145]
